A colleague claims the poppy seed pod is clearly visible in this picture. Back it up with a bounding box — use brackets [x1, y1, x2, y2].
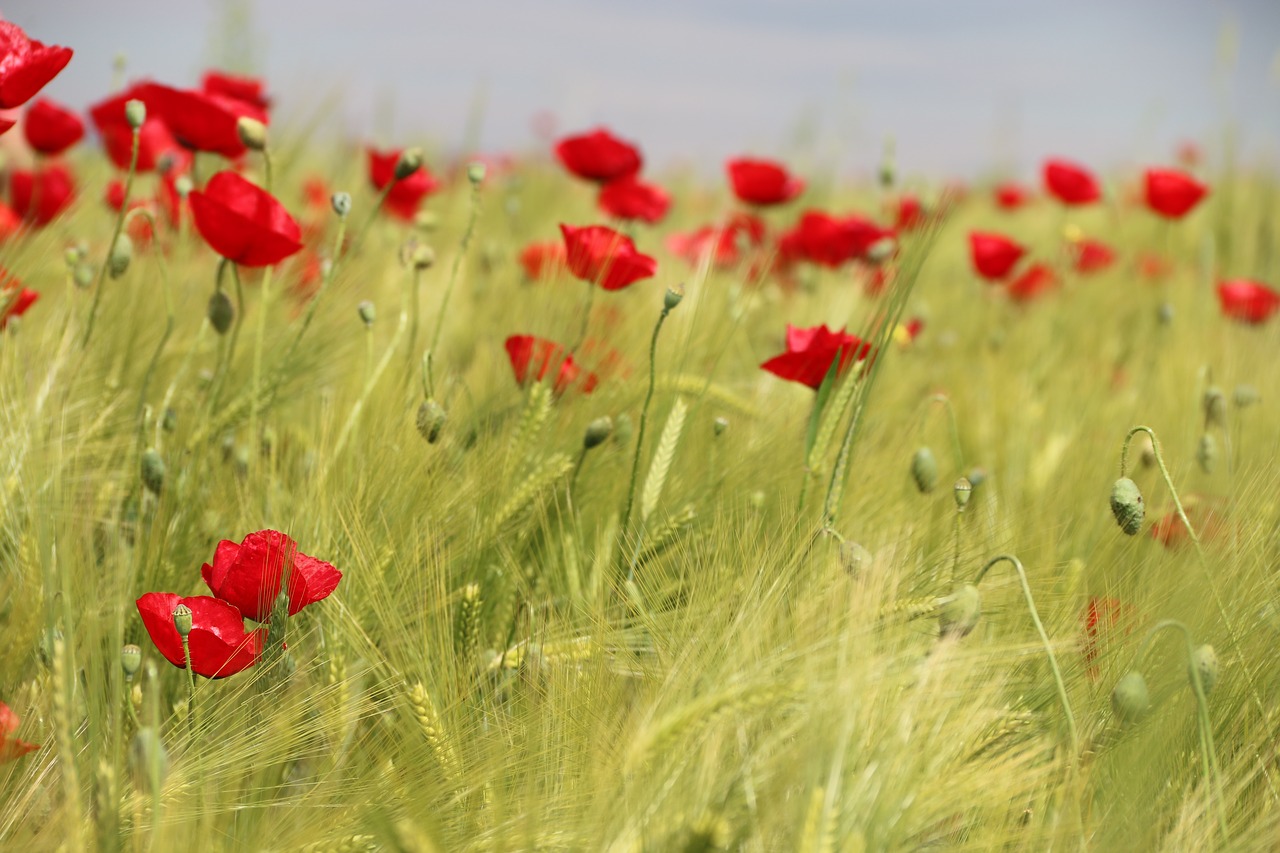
[1189, 644, 1219, 695]
[358, 301, 376, 327]
[171, 604, 193, 638]
[108, 235, 133, 279]
[394, 148, 424, 181]
[331, 191, 352, 218]
[953, 477, 973, 511]
[583, 415, 613, 449]
[1203, 386, 1227, 428]
[121, 644, 142, 679]
[911, 447, 939, 493]
[663, 285, 685, 312]
[415, 398, 447, 443]
[235, 116, 267, 152]
[208, 290, 234, 335]
[1111, 671, 1151, 723]
[467, 162, 486, 185]
[140, 448, 165, 496]
[939, 584, 981, 638]
[1233, 384, 1259, 408]
[1196, 433, 1218, 474]
[1109, 477, 1144, 535]
[124, 98, 146, 131]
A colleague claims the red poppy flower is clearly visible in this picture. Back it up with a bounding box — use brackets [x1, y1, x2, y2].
[893, 194, 926, 231]
[1143, 168, 1208, 219]
[201, 529, 341, 623]
[88, 84, 181, 172]
[0, 202, 20, 241]
[504, 334, 597, 395]
[726, 157, 804, 206]
[518, 240, 568, 281]
[969, 231, 1025, 281]
[1217, 279, 1280, 325]
[136, 592, 265, 678]
[1071, 238, 1116, 274]
[22, 97, 83, 155]
[9, 162, 75, 225]
[137, 82, 266, 158]
[367, 147, 440, 221]
[554, 127, 641, 183]
[1150, 498, 1228, 548]
[1043, 158, 1100, 206]
[0, 21, 73, 109]
[1, 269, 38, 330]
[189, 171, 303, 267]
[0, 701, 39, 763]
[1007, 262, 1058, 303]
[1137, 252, 1172, 283]
[598, 175, 671, 224]
[994, 181, 1030, 210]
[760, 324, 872, 390]
[668, 213, 766, 270]
[783, 211, 889, 269]
[559, 223, 657, 290]
[301, 176, 330, 214]
[0, 116, 12, 135]
[201, 70, 272, 112]
[103, 181, 159, 245]
[1081, 596, 1137, 678]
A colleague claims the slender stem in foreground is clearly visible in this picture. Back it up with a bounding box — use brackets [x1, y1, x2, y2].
[929, 393, 966, 471]
[82, 125, 141, 349]
[425, 177, 483, 391]
[621, 301, 673, 578]
[127, 210, 174, 427]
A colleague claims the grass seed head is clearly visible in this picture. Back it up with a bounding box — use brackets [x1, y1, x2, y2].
[1110, 477, 1144, 535]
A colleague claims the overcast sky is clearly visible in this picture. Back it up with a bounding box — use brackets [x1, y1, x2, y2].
[5, 0, 1279, 179]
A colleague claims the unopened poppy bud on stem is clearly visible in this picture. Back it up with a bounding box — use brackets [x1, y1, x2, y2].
[1189, 644, 1219, 695]
[1203, 386, 1226, 428]
[583, 416, 613, 449]
[121, 644, 142, 679]
[1110, 477, 1144, 535]
[911, 447, 938, 493]
[174, 175, 193, 199]
[1196, 433, 1218, 474]
[416, 399, 447, 443]
[467, 162, 486, 185]
[713, 416, 728, 437]
[411, 244, 436, 270]
[109, 234, 133, 279]
[953, 477, 973, 511]
[236, 116, 268, 152]
[124, 99, 146, 130]
[358, 301, 376, 327]
[331, 192, 352, 218]
[394, 148, 424, 181]
[1111, 671, 1150, 723]
[207, 290, 234, 335]
[171, 604, 193, 638]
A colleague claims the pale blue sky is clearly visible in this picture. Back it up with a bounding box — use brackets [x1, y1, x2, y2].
[6, 0, 1279, 179]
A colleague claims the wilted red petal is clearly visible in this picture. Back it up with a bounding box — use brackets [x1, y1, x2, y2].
[0, 21, 73, 109]
[189, 171, 303, 267]
[554, 128, 642, 183]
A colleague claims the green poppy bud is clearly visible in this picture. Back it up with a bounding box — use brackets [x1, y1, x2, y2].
[358, 300, 376, 327]
[174, 175, 193, 199]
[394, 147, 424, 181]
[910, 447, 939, 493]
[415, 398, 447, 443]
[140, 448, 165, 496]
[1233, 384, 1260, 408]
[235, 116, 268, 152]
[1111, 671, 1150, 723]
[108, 234, 133, 279]
[124, 99, 146, 130]
[939, 584, 981, 638]
[121, 644, 142, 679]
[1196, 433, 1217, 474]
[864, 236, 897, 264]
[331, 192, 352, 217]
[1188, 644, 1219, 695]
[1109, 477, 1144, 535]
[161, 407, 177, 433]
[953, 477, 973, 511]
[410, 243, 436, 270]
[583, 415, 613, 449]
[713, 416, 729, 437]
[74, 262, 94, 289]
[171, 604, 193, 637]
[467, 162, 486, 185]
[1202, 386, 1226, 428]
[1157, 302, 1174, 325]
[663, 285, 685, 312]
[208, 290, 234, 335]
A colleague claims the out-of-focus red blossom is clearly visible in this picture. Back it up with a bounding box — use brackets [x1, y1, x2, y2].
[994, 181, 1031, 210]
[137, 82, 266, 158]
[1007, 262, 1058, 303]
[726, 157, 805, 206]
[201, 529, 341, 623]
[0, 21, 73, 109]
[89, 84, 180, 172]
[104, 180, 160, 246]
[783, 211, 889, 269]
[9, 162, 75, 225]
[894, 316, 924, 345]
[893, 194, 926, 231]
[668, 213, 766, 270]
[1081, 596, 1136, 678]
[1137, 252, 1172, 282]
[1150, 499, 1229, 548]
[0, 202, 20, 240]
[1071, 237, 1116, 274]
[301, 176, 330, 214]
[1043, 158, 1101, 206]
[201, 70, 271, 112]
[518, 240, 567, 281]
[367, 147, 440, 221]
[597, 175, 670, 224]
[0, 701, 39, 763]
[22, 97, 83, 155]
[554, 127, 641, 183]
[189, 170, 303, 267]
[135, 592, 264, 678]
[1143, 168, 1208, 219]
[968, 231, 1025, 281]
[1216, 279, 1280, 325]
[0, 115, 12, 135]
[1, 268, 38, 330]
[579, 337, 633, 382]
[559, 223, 657, 290]
[760, 324, 872, 390]
[504, 334, 597, 395]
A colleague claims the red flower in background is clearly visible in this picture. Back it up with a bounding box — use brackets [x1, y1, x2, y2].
[135, 593, 264, 678]
[518, 240, 568, 281]
[0, 116, 13, 135]
[201, 70, 272, 112]
[1043, 158, 1101, 206]
[137, 82, 266, 158]
[1, 268, 38, 330]
[1217, 279, 1280, 325]
[89, 84, 181, 172]
[1007, 262, 1058, 303]
[1150, 500, 1228, 548]
[1144, 168, 1208, 219]
[0, 21, 73, 109]
[0, 701, 39, 763]
[504, 334, 597, 395]
[189, 171, 303, 267]
[1081, 597, 1136, 678]
[201, 529, 342, 623]
[103, 180, 160, 246]
[727, 157, 805, 206]
[0, 203, 20, 240]
[893, 194, 926, 231]
[367, 148, 440, 221]
[9, 162, 75, 225]
[598, 175, 671, 224]
[559, 224, 657, 290]
[968, 231, 1025, 281]
[994, 182, 1031, 210]
[667, 213, 766, 270]
[761, 324, 872, 390]
[22, 97, 83, 155]
[783, 211, 888, 269]
[554, 128, 642, 183]
[1071, 238, 1116, 274]
[1137, 252, 1172, 282]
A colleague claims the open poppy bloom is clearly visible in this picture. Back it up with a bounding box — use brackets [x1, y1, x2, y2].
[994, 181, 1031, 210]
[89, 84, 181, 172]
[201, 69, 272, 112]
[598, 175, 671, 224]
[1143, 168, 1208, 219]
[554, 128, 642, 183]
[505, 334, 597, 395]
[136, 593, 265, 678]
[137, 82, 266, 158]
[201, 529, 342, 623]
[559, 224, 657, 290]
[782, 211, 889, 269]
[22, 97, 83, 155]
[761, 324, 872, 390]
[1217, 279, 1280, 325]
[1, 268, 37, 330]
[518, 240, 568, 281]
[667, 213, 766, 270]
[1071, 237, 1116, 274]
[1007, 262, 1058, 303]
[0, 21, 73, 109]
[726, 157, 805, 206]
[367, 147, 440, 221]
[968, 231, 1025, 281]
[1150, 497, 1229, 548]
[1043, 158, 1100, 206]
[9, 162, 75, 225]
[0, 203, 20, 240]
[0, 701, 39, 763]
[189, 171, 303, 267]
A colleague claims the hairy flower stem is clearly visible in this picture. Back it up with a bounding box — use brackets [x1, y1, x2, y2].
[424, 178, 482, 392]
[621, 301, 673, 577]
[180, 636, 197, 744]
[82, 124, 140, 350]
[972, 554, 1079, 756]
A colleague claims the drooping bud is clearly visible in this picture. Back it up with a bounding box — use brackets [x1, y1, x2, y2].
[358, 301, 376, 327]
[1111, 671, 1151, 723]
[208, 290, 234, 335]
[1131, 432, 1156, 469]
[713, 416, 729, 437]
[121, 644, 142, 679]
[140, 448, 165, 496]
[953, 477, 973, 512]
[663, 285, 685, 312]
[331, 191, 352, 218]
[235, 116, 268, 152]
[74, 263, 94, 289]
[108, 234, 134, 279]
[583, 416, 613, 449]
[1188, 644, 1219, 695]
[1196, 433, 1217, 474]
[1202, 386, 1226, 428]
[467, 162, 486, 185]
[394, 147, 424, 181]
[415, 399, 447, 443]
[124, 99, 146, 131]
[1233, 384, 1260, 408]
[171, 604, 193, 638]
[939, 584, 981, 638]
[910, 447, 939, 493]
[1109, 477, 1144, 535]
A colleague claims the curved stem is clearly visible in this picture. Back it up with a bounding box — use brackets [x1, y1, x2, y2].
[929, 393, 966, 471]
[425, 178, 482, 392]
[82, 126, 141, 349]
[621, 303, 672, 577]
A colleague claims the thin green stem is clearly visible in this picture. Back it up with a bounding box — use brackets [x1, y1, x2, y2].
[929, 393, 966, 471]
[82, 126, 141, 349]
[425, 178, 482, 392]
[353, 181, 395, 253]
[180, 637, 196, 744]
[128, 211, 174, 427]
[248, 264, 274, 458]
[571, 281, 596, 353]
[621, 304, 672, 574]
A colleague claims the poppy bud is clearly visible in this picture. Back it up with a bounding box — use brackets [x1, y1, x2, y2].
[121, 644, 142, 679]
[467, 162, 486, 185]
[358, 301, 376, 327]
[129, 727, 169, 795]
[1196, 433, 1217, 474]
[583, 416, 613, 449]
[394, 147, 424, 181]
[1189, 644, 1219, 695]
[713, 416, 729, 437]
[410, 244, 436, 270]
[865, 236, 897, 264]
[74, 263, 94, 289]
[140, 448, 165, 496]
[64, 245, 82, 267]
[162, 407, 177, 433]
[331, 192, 352, 218]
[939, 584, 981, 638]
[236, 116, 268, 152]
[171, 604, 193, 638]
[1111, 671, 1150, 723]
[910, 447, 938, 493]
[174, 175, 193, 199]
[664, 285, 685, 312]
[108, 235, 133, 279]
[415, 398, 447, 443]
[1202, 386, 1226, 428]
[953, 477, 973, 511]
[208, 290, 234, 335]
[1109, 477, 1144, 535]
[124, 99, 146, 131]
[1233, 384, 1259, 408]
